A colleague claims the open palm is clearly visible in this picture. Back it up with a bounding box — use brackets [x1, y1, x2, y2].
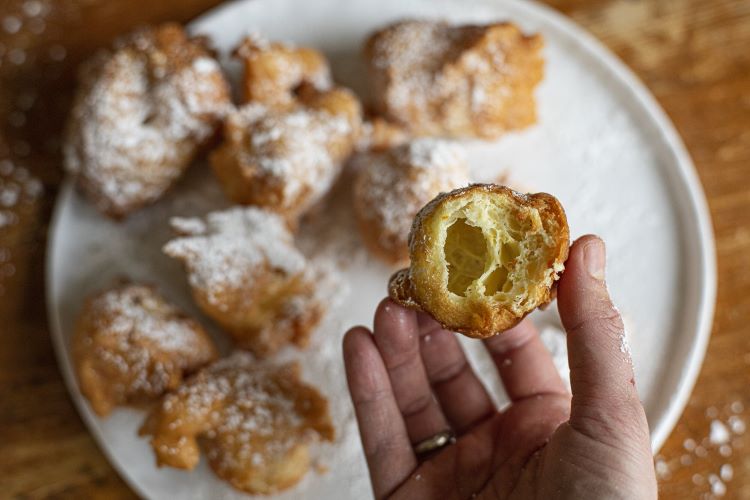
[344, 236, 657, 500]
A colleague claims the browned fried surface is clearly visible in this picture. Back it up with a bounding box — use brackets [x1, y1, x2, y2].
[141, 353, 334, 494]
[365, 20, 543, 139]
[163, 207, 324, 356]
[235, 35, 332, 109]
[210, 85, 362, 220]
[72, 283, 218, 416]
[389, 184, 569, 337]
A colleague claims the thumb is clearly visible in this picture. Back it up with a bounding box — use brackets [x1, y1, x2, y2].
[557, 235, 649, 442]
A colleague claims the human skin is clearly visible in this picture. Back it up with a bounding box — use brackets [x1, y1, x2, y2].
[343, 235, 658, 500]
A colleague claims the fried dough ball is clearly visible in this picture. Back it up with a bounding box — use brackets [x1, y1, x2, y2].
[354, 139, 469, 264]
[389, 184, 569, 337]
[163, 207, 323, 356]
[140, 352, 334, 494]
[365, 20, 544, 139]
[72, 283, 218, 416]
[357, 115, 411, 152]
[64, 23, 231, 218]
[235, 35, 332, 109]
[210, 84, 362, 219]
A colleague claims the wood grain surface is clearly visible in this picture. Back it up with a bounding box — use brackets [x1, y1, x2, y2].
[0, 0, 748, 498]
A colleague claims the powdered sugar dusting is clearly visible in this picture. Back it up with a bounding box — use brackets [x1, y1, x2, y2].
[710, 420, 730, 445]
[0, 160, 42, 229]
[0, 159, 42, 298]
[87, 284, 213, 356]
[75, 284, 217, 408]
[367, 20, 540, 137]
[355, 139, 469, 250]
[164, 207, 305, 308]
[654, 401, 746, 498]
[144, 352, 333, 490]
[226, 102, 354, 210]
[63, 25, 229, 215]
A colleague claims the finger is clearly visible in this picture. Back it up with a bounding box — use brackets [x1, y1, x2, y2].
[557, 235, 649, 441]
[416, 312, 495, 433]
[483, 319, 568, 402]
[343, 326, 416, 499]
[372, 299, 449, 444]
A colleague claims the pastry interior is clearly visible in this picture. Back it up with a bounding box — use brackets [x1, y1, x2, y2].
[429, 191, 563, 315]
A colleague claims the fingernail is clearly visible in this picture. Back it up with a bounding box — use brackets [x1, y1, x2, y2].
[584, 238, 606, 281]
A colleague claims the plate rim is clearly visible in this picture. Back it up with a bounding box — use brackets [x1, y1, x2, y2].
[45, 0, 717, 497]
[517, 0, 716, 453]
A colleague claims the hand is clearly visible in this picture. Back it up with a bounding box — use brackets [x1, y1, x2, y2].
[343, 235, 657, 500]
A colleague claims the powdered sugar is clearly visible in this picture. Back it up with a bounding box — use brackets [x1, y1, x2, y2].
[145, 352, 333, 486]
[64, 25, 229, 215]
[164, 207, 305, 308]
[654, 401, 746, 498]
[89, 284, 212, 356]
[76, 284, 216, 406]
[710, 420, 730, 445]
[367, 20, 540, 137]
[224, 102, 354, 210]
[0, 160, 42, 298]
[355, 139, 469, 250]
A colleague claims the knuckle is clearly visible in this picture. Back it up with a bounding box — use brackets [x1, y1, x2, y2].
[485, 325, 535, 356]
[572, 392, 647, 441]
[429, 359, 468, 386]
[568, 306, 624, 338]
[399, 392, 434, 418]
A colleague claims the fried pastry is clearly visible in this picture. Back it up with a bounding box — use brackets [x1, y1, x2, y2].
[235, 35, 332, 109]
[389, 184, 569, 337]
[72, 283, 218, 416]
[365, 20, 543, 139]
[140, 352, 334, 494]
[357, 115, 411, 152]
[354, 139, 469, 264]
[163, 207, 323, 356]
[210, 84, 362, 219]
[64, 23, 231, 218]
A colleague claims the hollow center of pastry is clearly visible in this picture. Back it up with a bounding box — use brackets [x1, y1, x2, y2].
[440, 197, 554, 313]
[445, 218, 488, 296]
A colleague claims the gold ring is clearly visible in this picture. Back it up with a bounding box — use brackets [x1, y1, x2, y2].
[413, 430, 456, 456]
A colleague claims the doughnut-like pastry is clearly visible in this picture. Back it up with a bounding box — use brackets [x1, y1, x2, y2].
[389, 184, 569, 337]
[354, 139, 469, 264]
[210, 84, 362, 219]
[141, 352, 333, 494]
[365, 20, 543, 139]
[64, 23, 231, 218]
[357, 115, 411, 152]
[235, 35, 332, 109]
[72, 283, 218, 416]
[163, 207, 323, 356]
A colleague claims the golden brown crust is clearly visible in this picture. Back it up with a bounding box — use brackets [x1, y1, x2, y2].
[209, 84, 362, 220]
[353, 139, 469, 264]
[388, 184, 569, 338]
[140, 353, 334, 494]
[234, 35, 332, 109]
[72, 283, 218, 416]
[365, 20, 544, 139]
[163, 208, 324, 356]
[357, 115, 412, 152]
[63, 23, 231, 219]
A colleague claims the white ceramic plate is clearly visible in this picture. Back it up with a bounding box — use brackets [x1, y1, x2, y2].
[47, 0, 716, 498]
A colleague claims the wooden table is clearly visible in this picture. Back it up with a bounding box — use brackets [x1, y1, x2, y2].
[0, 0, 747, 498]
